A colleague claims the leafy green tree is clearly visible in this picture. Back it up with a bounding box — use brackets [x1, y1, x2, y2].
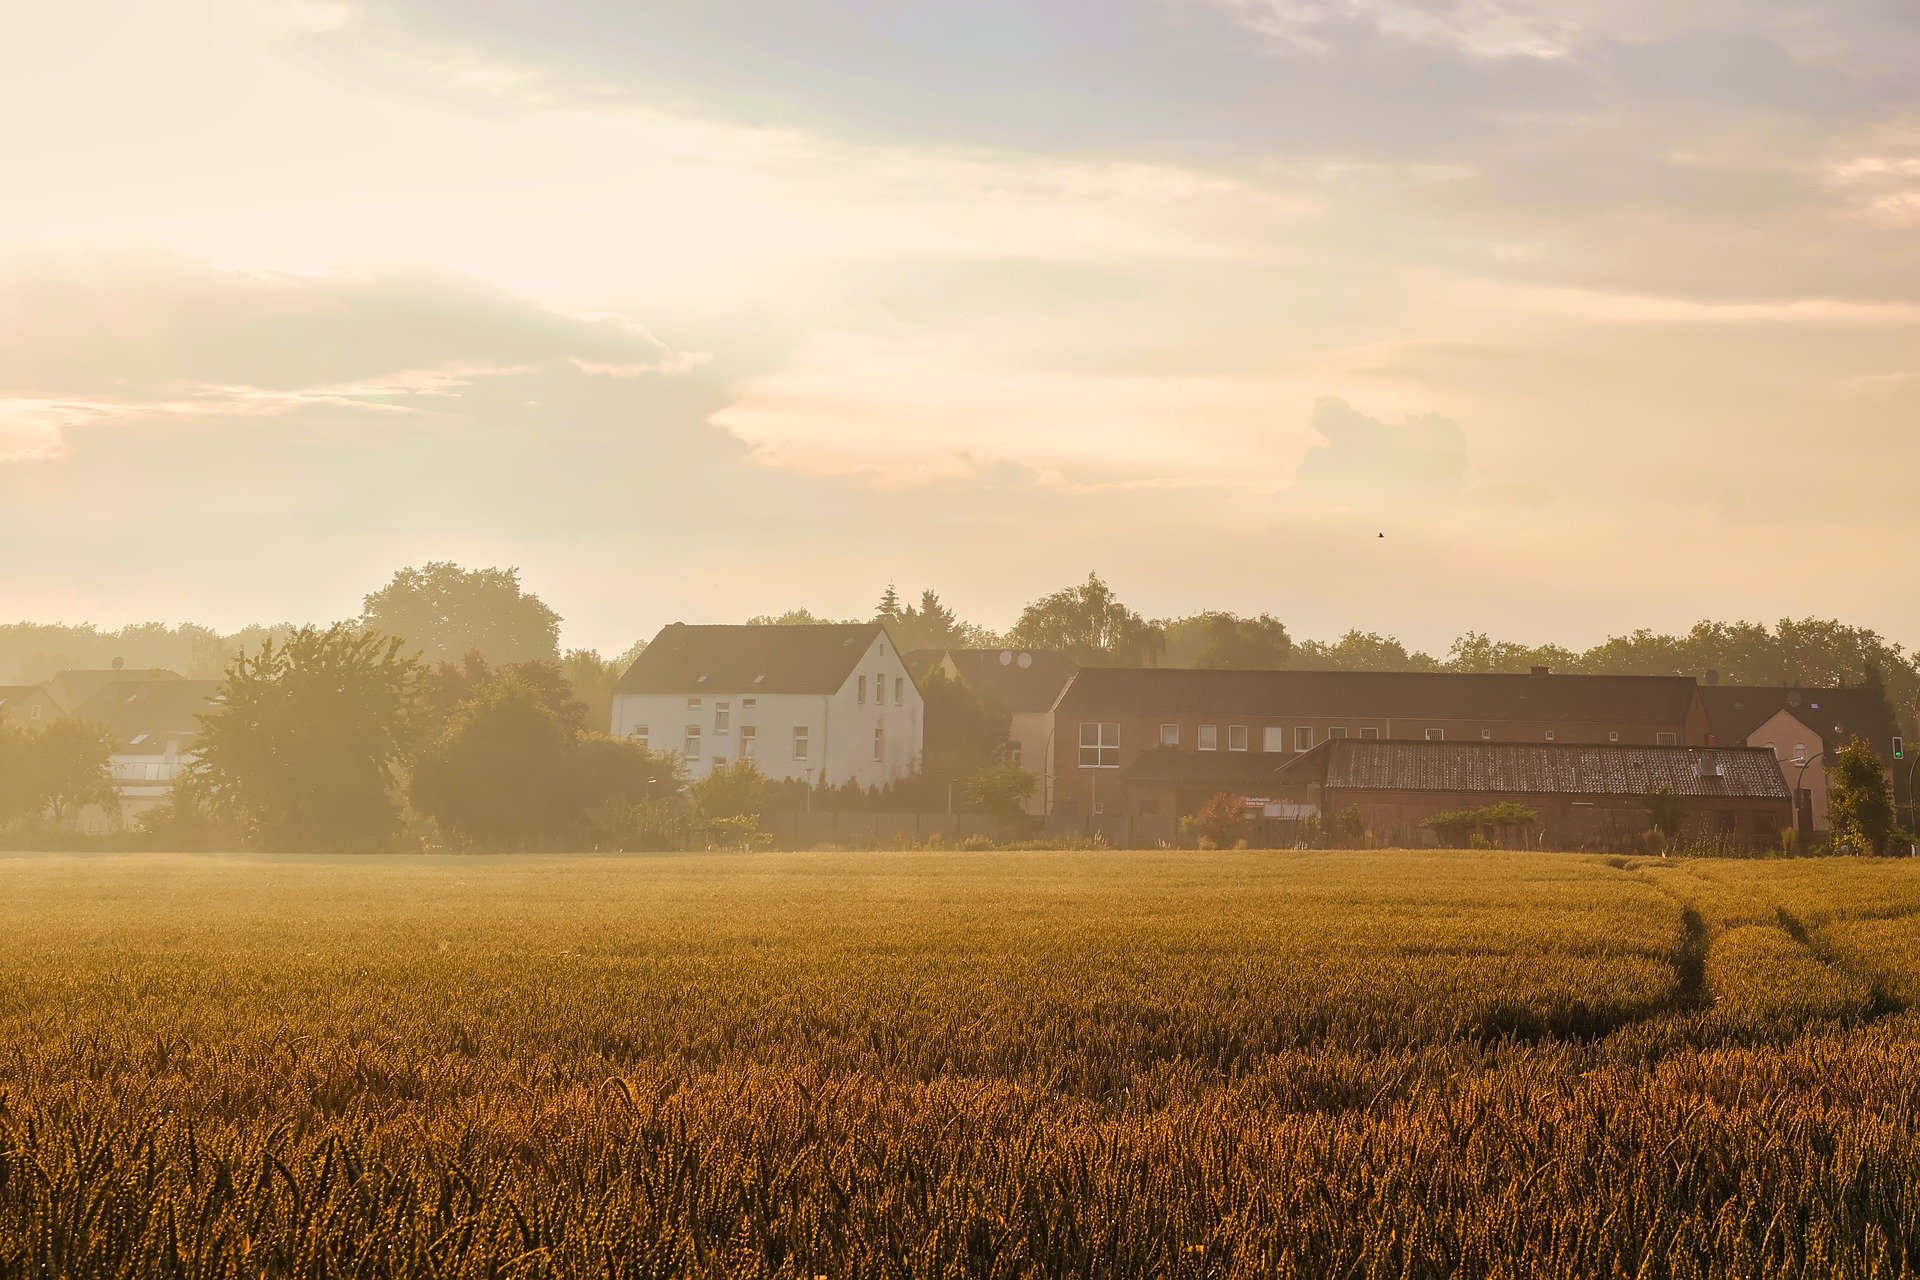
[572, 733, 681, 814]
[960, 762, 1037, 817]
[192, 625, 424, 850]
[746, 609, 854, 626]
[1446, 631, 1581, 674]
[411, 671, 577, 849]
[561, 649, 623, 734]
[920, 669, 1012, 786]
[1645, 786, 1685, 842]
[879, 587, 999, 653]
[1292, 630, 1441, 672]
[361, 562, 561, 665]
[1827, 737, 1902, 855]
[30, 718, 120, 825]
[0, 720, 41, 826]
[1008, 574, 1164, 667]
[423, 651, 586, 735]
[1183, 792, 1249, 848]
[1162, 612, 1293, 670]
[691, 758, 770, 822]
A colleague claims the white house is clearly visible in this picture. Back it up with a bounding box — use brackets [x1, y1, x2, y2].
[612, 623, 924, 788]
[65, 676, 221, 824]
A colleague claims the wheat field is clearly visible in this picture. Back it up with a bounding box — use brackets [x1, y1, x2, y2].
[0, 848, 1917, 1278]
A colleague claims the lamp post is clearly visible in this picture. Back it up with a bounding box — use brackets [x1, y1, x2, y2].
[947, 778, 958, 815]
[1791, 750, 1826, 843]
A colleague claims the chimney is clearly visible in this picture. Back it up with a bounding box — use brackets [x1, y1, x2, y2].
[1529, 665, 1550, 677]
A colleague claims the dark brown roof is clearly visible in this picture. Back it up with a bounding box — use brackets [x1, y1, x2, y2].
[44, 668, 185, 713]
[1055, 667, 1699, 725]
[1702, 685, 1898, 757]
[1118, 746, 1290, 787]
[616, 623, 889, 696]
[941, 649, 1077, 713]
[0, 686, 61, 724]
[1275, 739, 1789, 800]
[70, 679, 221, 753]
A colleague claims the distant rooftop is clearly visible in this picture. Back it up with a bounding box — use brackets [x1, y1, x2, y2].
[616, 623, 890, 696]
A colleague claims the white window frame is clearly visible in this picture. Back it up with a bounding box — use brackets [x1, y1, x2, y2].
[1658, 732, 1679, 746]
[714, 701, 730, 734]
[1294, 726, 1314, 752]
[894, 677, 903, 706]
[1078, 722, 1119, 769]
[631, 726, 649, 750]
[687, 697, 702, 711]
[1197, 725, 1218, 752]
[1544, 729, 1556, 742]
[1228, 725, 1248, 752]
[857, 676, 867, 704]
[1360, 727, 1379, 739]
[1263, 727, 1285, 753]
[873, 720, 885, 762]
[1160, 723, 1180, 747]
[740, 725, 757, 758]
[684, 726, 702, 760]
[793, 726, 811, 761]
[1608, 731, 1620, 743]
[1328, 727, 1348, 740]
[1427, 728, 1447, 742]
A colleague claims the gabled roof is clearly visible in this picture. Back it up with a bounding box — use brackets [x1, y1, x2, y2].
[1702, 685, 1898, 757]
[940, 649, 1077, 713]
[44, 667, 186, 713]
[70, 679, 221, 753]
[1054, 667, 1699, 725]
[616, 623, 889, 696]
[0, 686, 61, 724]
[1275, 739, 1789, 800]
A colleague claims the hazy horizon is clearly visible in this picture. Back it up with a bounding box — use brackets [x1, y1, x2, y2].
[5, 0, 1917, 657]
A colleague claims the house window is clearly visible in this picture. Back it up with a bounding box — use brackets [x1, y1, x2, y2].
[1263, 727, 1285, 752]
[1079, 722, 1119, 769]
[1329, 727, 1348, 740]
[1479, 729, 1490, 741]
[631, 726, 649, 750]
[793, 726, 810, 761]
[1609, 731, 1620, 743]
[711, 755, 727, 768]
[1294, 726, 1314, 752]
[741, 726, 757, 758]
[1228, 725, 1248, 752]
[687, 697, 702, 711]
[1427, 729, 1446, 741]
[1160, 723, 1180, 747]
[715, 701, 730, 734]
[874, 720, 885, 762]
[1198, 725, 1218, 752]
[858, 676, 867, 704]
[1544, 730, 1556, 742]
[894, 677, 903, 706]
[1361, 727, 1379, 740]
[1006, 743, 1022, 769]
[684, 726, 702, 760]
[742, 698, 757, 711]
[1792, 743, 1807, 766]
[1658, 732, 1678, 746]
[30, 705, 42, 721]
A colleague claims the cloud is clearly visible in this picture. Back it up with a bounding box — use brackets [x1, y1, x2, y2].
[1285, 396, 1545, 508]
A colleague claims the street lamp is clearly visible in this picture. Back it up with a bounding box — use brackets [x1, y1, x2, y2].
[1791, 750, 1825, 841]
[946, 778, 958, 815]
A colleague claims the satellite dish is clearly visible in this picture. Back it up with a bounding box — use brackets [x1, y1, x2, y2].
[1703, 669, 1719, 687]
[999, 651, 1014, 666]
[1017, 653, 1033, 669]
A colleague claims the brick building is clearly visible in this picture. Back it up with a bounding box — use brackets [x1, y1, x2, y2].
[1272, 739, 1792, 849]
[1048, 667, 1709, 818]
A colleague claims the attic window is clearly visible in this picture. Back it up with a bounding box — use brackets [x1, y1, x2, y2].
[696, 674, 708, 684]
[126, 692, 144, 703]
[130, 733, 149, 746]
[753, 674, 766, 685]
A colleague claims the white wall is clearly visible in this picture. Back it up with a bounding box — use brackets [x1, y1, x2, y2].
[610, 631, 924, 789]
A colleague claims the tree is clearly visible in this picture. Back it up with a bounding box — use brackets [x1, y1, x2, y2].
[361, 563, 561, 666]
[1292, 630, 1440, 672]
[1645, 786, 1685, 843]
[422, 651, 586, 736]
[960, 762, 1037, 818]
[192, 625, 424, 850]
[747, 609, 853, 626]
[561, 649, 623, 735]
[1183, 792, 1249, 848]
[1008, 574, 1165, 667]
[1827, 737, 1902, 855]
[920, 669, 1011, 785]
[1420, 802, 1537, 848]
[411, 671, 577, 849]
[1446, 631, 1581, 675]
[0, 720, 42, 826]
[1162, 612, 1293, 670]
[690, 759, 773, 849]
[29, 718, 120, 825]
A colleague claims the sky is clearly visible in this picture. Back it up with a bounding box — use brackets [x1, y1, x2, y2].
[3, 0, 1917, 656]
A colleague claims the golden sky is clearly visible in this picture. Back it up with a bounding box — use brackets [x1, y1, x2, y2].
[3, 0, 1917, 653]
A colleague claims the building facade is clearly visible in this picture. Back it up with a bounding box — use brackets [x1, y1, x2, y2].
[916, 648, 1075, 816]
[1049, 668, 1709, 818]
[1273, 739, 1792, 849]
[1701, 684, 1901, 835]
[612, 623, 924, 788]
